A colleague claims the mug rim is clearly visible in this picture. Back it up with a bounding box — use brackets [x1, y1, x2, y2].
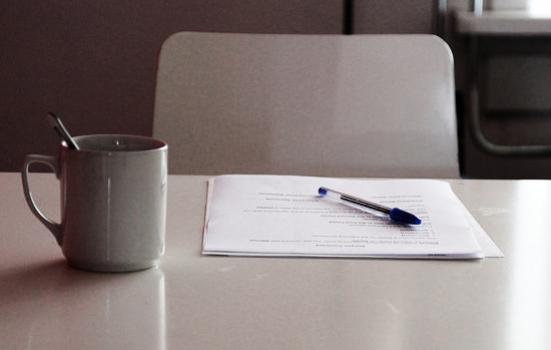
[62, 134, 168, 154]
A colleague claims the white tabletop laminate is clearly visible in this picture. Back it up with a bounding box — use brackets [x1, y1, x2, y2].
[1, 172, 551, 350]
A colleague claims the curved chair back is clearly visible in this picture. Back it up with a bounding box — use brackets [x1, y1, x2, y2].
[154, 32, 459, 177]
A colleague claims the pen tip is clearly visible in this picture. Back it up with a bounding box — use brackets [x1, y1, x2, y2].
[318, 187, 328, 196]
[389, 208, 422, 225]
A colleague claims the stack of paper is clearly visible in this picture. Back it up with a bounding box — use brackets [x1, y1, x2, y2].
[202, 175, 503, 259]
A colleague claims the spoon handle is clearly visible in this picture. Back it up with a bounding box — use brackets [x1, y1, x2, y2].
[47, 112, 80, 150]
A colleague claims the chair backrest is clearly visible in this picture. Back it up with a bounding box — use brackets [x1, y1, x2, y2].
[154, 32, 459, 177]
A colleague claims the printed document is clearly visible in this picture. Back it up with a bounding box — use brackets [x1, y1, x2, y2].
[202, 175, 502, 259]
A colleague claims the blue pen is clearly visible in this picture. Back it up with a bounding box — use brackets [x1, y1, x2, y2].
[318, 187, 422, 225]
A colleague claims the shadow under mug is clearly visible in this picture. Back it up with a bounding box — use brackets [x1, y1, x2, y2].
[21, 134, 168, 272]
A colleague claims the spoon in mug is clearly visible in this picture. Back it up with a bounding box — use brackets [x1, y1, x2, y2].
[47, 112, 80, 150]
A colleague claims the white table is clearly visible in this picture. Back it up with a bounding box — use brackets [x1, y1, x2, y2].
[2, 173, 551, 350]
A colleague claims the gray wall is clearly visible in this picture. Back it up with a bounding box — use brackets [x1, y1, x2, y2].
[354, 0, 435, 33]
[4, 0, 551, 178]
[1, 0, 342, 171]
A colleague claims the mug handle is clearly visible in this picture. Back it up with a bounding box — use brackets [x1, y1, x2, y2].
[21, 154, 63, 245]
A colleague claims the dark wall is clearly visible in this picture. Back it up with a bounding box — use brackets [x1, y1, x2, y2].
[1, 0, 342, 171]
[354, 0, 435, 33]
[12, 0, 546, 179]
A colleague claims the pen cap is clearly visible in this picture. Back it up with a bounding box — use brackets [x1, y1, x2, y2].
[389, 208, 422, 225]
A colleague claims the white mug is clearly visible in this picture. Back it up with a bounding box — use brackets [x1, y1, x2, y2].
[21, 134, 168, 272]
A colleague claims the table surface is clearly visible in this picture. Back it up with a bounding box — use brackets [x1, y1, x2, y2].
[2, 172, 551, 350]
[456, 10, 551, 34]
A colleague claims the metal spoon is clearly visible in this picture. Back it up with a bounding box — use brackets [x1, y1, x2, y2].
[47, 112, 79, 150]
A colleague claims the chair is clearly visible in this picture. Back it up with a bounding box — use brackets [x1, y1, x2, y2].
[455, 3, 551, 157]
[153, 32, 459, 177]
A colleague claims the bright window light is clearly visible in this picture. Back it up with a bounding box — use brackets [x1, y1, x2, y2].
[528, 0, 551, 16]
